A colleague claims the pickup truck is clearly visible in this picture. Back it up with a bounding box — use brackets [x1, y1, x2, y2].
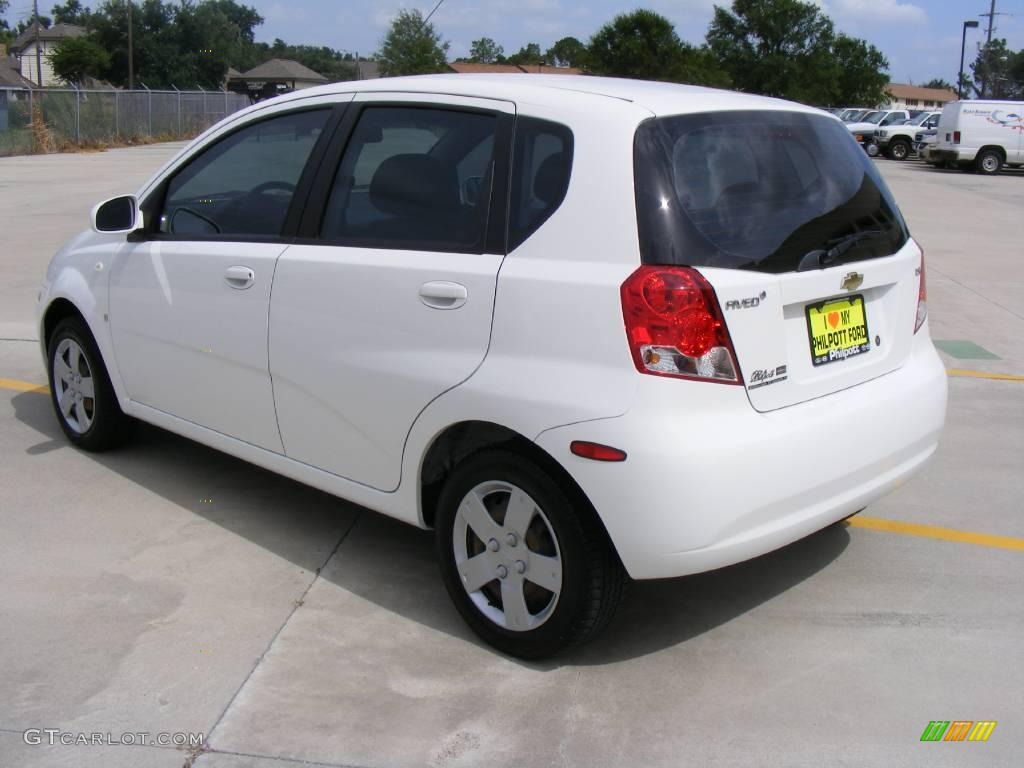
[846, 109, 911, 154]
[875, 111, 942, 160]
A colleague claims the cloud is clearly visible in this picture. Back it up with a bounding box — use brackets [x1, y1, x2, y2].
[828, 0, 927, 25]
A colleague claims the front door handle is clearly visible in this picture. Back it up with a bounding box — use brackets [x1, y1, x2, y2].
[419, 281, 468, 310]
[225, 266, 255, 290]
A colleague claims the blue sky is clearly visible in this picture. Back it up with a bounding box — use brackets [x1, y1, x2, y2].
[247, 0, 1024, 85]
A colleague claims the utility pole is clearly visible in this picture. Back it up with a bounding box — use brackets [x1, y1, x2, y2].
[978, 0, 1005, 98]
[33, 0, 43, 87]
[127, 0, 134, 90]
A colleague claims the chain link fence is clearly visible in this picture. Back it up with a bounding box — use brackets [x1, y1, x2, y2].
[0, 87, 251, 157]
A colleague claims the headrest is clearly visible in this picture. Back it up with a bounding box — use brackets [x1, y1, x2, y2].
[369, 154, 458, 216]
[533, 151, 568, 205]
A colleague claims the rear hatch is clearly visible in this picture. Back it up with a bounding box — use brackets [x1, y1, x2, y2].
[634, 109, 921, 412]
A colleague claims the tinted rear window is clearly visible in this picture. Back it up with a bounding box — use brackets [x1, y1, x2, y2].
[634, 111, 908, 274]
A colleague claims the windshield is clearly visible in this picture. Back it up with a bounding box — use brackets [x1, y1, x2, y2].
[633, 110, 908, 274]
[907, 113, 931, 126]
[862, 111, 885, 124]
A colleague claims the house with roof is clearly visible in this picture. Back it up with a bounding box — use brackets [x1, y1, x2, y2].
[9, 22, 86, 87]
[1, 44, 36, 89]
[884, 83, 958, 111]
[228, 59, 328, 101]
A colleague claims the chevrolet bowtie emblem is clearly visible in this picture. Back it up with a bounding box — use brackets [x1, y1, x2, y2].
[841, 271, 864, 291]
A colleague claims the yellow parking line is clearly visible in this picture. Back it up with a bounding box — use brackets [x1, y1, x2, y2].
[848, 515, 1024, 553]
[947, 368, 1024, 382]
[0, 377, 49, 395]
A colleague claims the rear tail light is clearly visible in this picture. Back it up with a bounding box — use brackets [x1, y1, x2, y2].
[620, 265, 740, 384]
[953, 130, 961, 144]
[914, 249, 927, 333]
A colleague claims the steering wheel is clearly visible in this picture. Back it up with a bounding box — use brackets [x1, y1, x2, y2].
[248, 180, 296, 197]
[716, 181, 760, 206]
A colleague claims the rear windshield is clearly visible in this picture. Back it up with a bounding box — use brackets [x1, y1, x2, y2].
[634, 110, 908, 273]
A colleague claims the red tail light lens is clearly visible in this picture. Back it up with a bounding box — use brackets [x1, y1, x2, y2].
[570, 441, 627, 462]
[953, 131, 961, 144]
[620, 266, 740, 383]
[915, 249, 927, 333]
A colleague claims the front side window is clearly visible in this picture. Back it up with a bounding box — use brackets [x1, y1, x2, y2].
[320, 106, 497, 252]
[160, 108, 330, 238]
[634, 110, 908, 274]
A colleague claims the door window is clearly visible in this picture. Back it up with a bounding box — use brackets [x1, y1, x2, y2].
[160, 108, 330, 238]
[320, 106, 497, 252]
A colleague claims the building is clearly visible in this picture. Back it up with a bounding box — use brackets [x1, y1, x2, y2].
[1, 44, 36, 89]
[9, 22, 86, 87]
[448, 62, 583, 75]
[228, 59, 329, 101]
[884, 83, 958, 111]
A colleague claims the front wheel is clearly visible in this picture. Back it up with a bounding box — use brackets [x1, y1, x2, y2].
[436, 450, 625, 659]
[889, 139, 911, 160]
[47, 316, 135, 451]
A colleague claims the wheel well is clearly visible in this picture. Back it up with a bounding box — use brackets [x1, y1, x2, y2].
[419, 421, 611, 546]
[978, 145, 1006, 161]
[42, 298, 87, 347]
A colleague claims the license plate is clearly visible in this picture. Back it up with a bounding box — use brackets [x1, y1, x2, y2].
[806, 295, 871, 366]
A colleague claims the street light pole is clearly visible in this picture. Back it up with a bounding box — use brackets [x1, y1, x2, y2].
[127, 0, 134, 90]
[958, 19, 979, 100]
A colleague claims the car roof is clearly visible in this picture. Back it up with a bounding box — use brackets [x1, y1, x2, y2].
[266, 73, 824, 120]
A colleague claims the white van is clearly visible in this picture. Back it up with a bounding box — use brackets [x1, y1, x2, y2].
[930, 99, 1024, 174]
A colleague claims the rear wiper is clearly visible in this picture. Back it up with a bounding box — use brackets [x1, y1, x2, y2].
[797, 229, 887, 271]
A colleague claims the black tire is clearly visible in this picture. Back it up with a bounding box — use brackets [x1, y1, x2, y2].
[974, 149, 1003, 175]
[47, 316, 135, 451]
[889, 139, 911, 161]
[436, 449, 625, 659]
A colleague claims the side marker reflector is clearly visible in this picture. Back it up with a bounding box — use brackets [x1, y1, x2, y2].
[570, 441, 627, 462]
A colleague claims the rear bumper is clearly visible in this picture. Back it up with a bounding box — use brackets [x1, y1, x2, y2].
[536, 327, 947, 580]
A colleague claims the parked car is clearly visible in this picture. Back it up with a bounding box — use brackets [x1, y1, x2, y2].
[847, 110, 911, 155]
[929, 99, 1024, 174]
[876, 111, 942, 160]
[37, 75, 948, 658]
[840, 108, 871, 122]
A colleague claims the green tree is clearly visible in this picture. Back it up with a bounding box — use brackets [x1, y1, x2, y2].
[830, 34, 890, 107]
[921, 78, 954, 91]
[377, 8, 448, 76]
[589, 9, 728, 86]
[707, 0, 840, 103]
[51, 0, 91, 25]
[468, 36, 503, 64]
[506, 42, 543, 65]
[48, 34, 109, 83]
[546, 36, 587, 68]
[971, 38, 1017, 99]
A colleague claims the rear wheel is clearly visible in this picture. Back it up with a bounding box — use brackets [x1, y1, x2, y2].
[436, 449, 624, 659]
[975, 149, 1003, 175]
[888, 139, 911, 161]
[47, 317, 135, 451]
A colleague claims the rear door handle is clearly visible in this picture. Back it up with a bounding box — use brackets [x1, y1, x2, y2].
[225, 265, 255, 290]
[419, 281, 468, 310]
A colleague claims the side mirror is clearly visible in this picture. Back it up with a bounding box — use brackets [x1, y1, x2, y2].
[91, 195, 141, 234]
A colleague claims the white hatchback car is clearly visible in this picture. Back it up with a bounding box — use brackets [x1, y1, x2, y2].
[38, 75, 947, 658]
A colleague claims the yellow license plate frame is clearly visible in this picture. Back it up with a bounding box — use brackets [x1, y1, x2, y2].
[806, 294, 871, 366]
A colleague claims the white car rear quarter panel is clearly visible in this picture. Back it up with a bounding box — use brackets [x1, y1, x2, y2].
[537, 325, 947, 579]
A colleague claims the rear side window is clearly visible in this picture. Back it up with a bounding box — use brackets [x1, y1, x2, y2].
[508, 117, 573, 252]
[634, 111, 908, 273]
[320, 106, 497, 252]
[160, 109, 330, 237]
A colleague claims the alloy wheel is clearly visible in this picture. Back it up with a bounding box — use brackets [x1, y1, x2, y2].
[53, 338, 95, 434]
[452, 481, 563, 632]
